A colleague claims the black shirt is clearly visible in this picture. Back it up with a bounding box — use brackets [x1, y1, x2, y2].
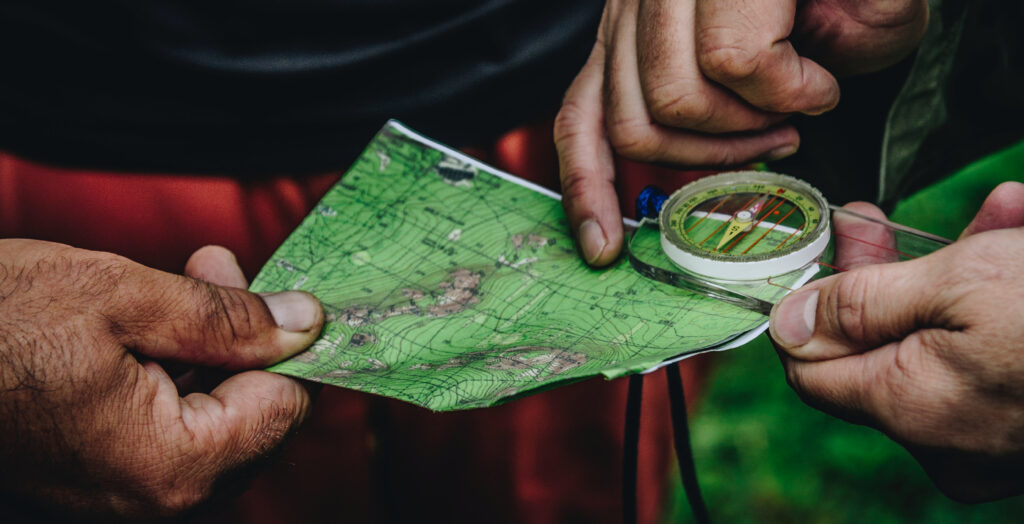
[0, 1, 602, 174]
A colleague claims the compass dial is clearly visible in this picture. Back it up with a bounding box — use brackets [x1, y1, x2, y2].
[658, 171, 830, 280]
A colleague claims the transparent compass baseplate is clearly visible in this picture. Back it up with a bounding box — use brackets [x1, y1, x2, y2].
[629, 172, 951, 316]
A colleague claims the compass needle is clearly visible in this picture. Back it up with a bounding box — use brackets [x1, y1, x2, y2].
[716, 217, 751, 250]
[715, 195, 771, 251]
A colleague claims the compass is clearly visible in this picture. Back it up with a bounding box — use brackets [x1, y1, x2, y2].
[642, 171, 831, 281]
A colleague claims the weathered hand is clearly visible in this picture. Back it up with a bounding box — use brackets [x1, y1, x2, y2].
[554, 0, 928, 266]
[770, 182, 1024, 502]
[0, 240, 323, 518]
[793, 0, 930, 77]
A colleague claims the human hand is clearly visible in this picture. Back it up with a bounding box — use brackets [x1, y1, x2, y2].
[0, 240, 323, 518]
[554, 0, 928, 266]
[770, 182, 1024, 502]
[793, 0, 930, 77]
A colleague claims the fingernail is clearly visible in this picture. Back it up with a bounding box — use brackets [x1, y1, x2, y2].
[770, 289, 818, 347]
[765, 144, 798, 161]
[579, 220, 607, 265]
[262, 291, 320, 332]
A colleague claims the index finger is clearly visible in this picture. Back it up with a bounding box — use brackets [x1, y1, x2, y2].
[554, 26, 623, 267]
[695, 0, 839, 115]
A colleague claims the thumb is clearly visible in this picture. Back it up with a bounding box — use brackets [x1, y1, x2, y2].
[959, 181, 1024, 239]
[769, 259, 936, 361]
[107, 261, 323, 369]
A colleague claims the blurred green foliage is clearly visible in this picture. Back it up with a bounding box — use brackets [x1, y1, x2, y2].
[665, 140, 1024, 523]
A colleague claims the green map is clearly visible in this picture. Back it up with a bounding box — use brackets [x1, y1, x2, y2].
[250, 121, 776, 411]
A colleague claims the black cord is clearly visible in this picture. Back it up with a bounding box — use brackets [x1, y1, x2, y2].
[622, 374, 644, 524]
[666, 363, 711, 524]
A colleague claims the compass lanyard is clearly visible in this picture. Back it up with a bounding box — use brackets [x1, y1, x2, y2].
[621, 364, 710, 524]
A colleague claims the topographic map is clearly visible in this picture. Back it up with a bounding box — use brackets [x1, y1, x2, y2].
[250, 121, 771, 411]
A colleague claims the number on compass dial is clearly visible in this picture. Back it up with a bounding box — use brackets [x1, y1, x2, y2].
[669, 184, 820, 257]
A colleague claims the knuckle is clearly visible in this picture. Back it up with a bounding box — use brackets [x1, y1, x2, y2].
[696, 28, 763, 84]
[644, 81, 718, 130]
[605, 117, 659, 159]
[193, 280, 261, 352]
[829, 269, 876, 343]
[559, 169, 611, 212]
[558, 169, 590, 206]
[696, 29, 817, 113]
[553, 99, 589, 148]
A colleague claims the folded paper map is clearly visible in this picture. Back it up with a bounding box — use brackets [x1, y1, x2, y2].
[250, 121, 777, 411]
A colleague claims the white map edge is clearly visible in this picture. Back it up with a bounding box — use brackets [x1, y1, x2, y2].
[386, 120, 642, 228]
